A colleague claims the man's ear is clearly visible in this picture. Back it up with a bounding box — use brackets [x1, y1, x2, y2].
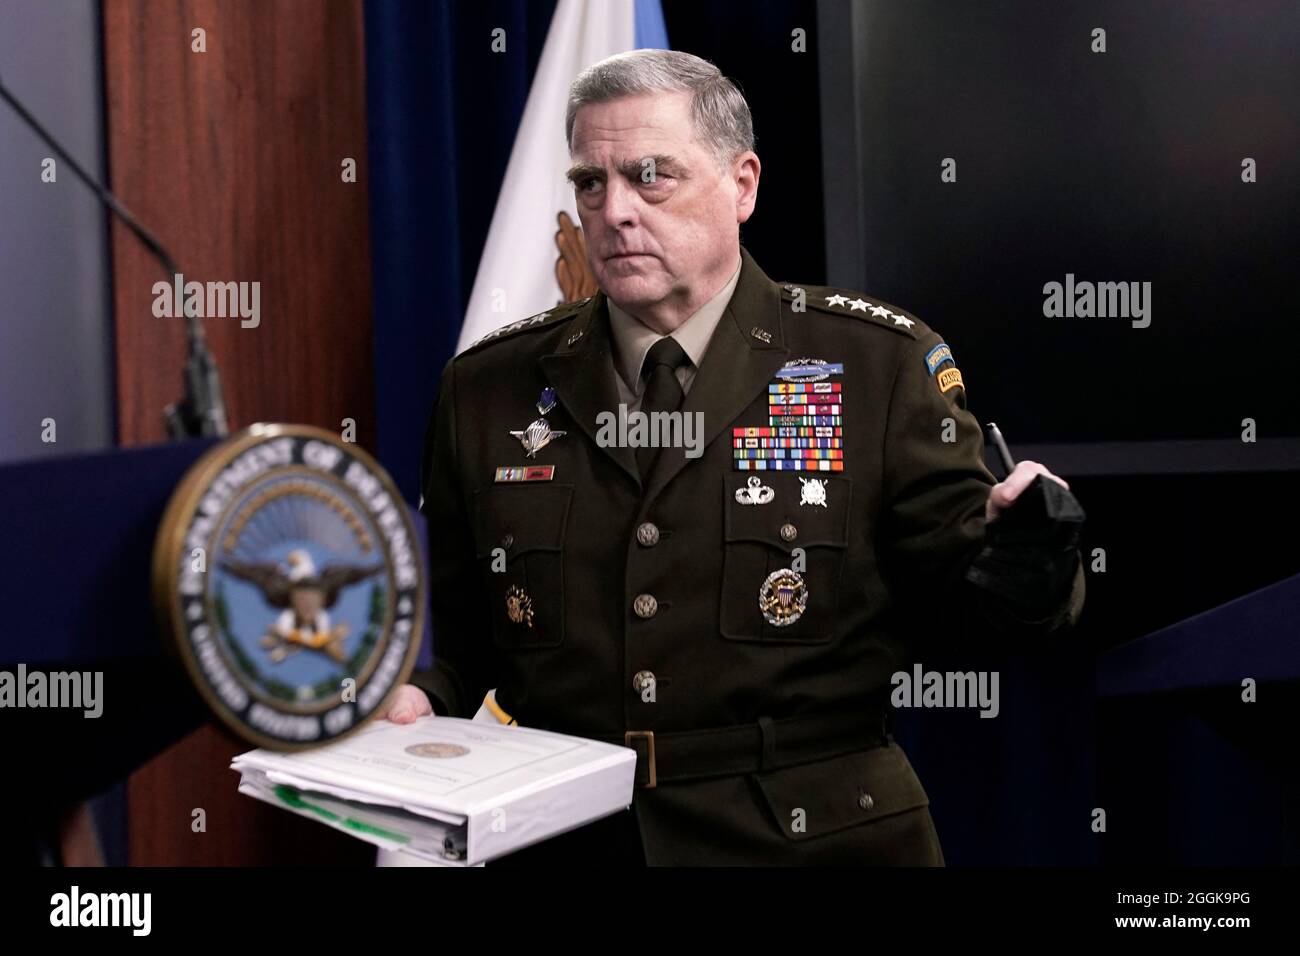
[734, 151, 761, 224]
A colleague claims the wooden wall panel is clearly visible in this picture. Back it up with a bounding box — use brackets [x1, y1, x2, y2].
[103, 0, 376, 865]
[105, 0, 375, 445]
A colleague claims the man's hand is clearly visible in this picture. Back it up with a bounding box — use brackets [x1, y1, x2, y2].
[383, 684, 433, 724]
[986, 460, 1069, 521]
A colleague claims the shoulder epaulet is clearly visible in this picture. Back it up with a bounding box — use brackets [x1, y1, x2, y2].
[463, 297, 592, 352]
[777, 283, 923, 339]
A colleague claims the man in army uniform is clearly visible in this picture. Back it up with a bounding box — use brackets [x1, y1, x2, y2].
[384, 49, 1084, 865]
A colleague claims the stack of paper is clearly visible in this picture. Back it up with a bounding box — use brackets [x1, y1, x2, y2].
[231, 715, 636, 865]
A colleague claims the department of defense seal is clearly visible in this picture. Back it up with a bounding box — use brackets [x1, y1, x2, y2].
[152, 424, 426, 751]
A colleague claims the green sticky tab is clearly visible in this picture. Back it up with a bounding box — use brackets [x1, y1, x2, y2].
[273, 785, 409, 844]
[342, 818, 410, 843]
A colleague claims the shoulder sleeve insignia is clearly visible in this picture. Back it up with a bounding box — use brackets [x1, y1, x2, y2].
[936, 366, 964, 394]
[779, 283, 922, 338]
[921, 340, 964, 395]
[924, 342, 954, 376]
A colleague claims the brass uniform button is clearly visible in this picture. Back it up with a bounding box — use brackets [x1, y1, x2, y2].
[858, 791, 874, 811]
[636, 522, 660, 547]
[632, 670, 656, 694]
[780, 522, 798, 543]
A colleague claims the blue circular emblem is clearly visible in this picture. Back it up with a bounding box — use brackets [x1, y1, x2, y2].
[153, 424, 425, 750]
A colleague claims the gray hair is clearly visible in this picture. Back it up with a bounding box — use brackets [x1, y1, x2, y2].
[565, 49, 755, 168]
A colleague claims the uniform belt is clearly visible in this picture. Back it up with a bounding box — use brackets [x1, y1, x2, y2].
[597, 709, 889, 789]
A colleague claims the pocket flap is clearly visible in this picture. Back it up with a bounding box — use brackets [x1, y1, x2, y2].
[471, 483, 573, 558]
[753, 742, 929, 842]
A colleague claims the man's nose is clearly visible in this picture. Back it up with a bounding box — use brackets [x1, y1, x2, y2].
[601, 177, 639, 229]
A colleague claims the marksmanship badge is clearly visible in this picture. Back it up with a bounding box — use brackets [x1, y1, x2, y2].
[153, 424, 426, 751]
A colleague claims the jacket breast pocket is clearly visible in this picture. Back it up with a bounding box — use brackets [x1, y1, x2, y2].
[720, 473, 851, 644]
[472, 483, 573, 649]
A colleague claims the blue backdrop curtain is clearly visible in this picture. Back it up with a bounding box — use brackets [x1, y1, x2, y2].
[365, 0, 559, 508]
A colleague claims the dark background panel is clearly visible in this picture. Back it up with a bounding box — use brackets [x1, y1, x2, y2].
[662, 0, 826, 285]
[850, 1, 1299, 443]
[821, 2, 1300, 864]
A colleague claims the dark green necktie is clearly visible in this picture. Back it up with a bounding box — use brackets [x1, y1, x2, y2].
[636, 336, 689, 478]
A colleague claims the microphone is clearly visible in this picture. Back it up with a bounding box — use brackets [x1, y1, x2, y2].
[0, 73, 229, 439]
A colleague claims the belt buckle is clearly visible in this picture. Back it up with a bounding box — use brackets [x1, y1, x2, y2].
[624, 730, 657, 789]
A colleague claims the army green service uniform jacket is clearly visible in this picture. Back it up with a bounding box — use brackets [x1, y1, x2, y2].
[415, 247, 1084, 865]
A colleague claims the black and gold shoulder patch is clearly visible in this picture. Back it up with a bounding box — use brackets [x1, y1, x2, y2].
[778, 283, 923, 339]
[464, 297, 592, 353]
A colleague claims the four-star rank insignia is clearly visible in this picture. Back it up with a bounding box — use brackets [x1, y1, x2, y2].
[804, 289, 917, 330]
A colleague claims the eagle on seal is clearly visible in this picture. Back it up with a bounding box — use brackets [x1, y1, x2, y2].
[221, 549, 382, 663]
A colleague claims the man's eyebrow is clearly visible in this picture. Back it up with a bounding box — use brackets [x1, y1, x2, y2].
[615, 154, 684, 178]
[565, 155, 687, 184]
[565, 162, 604, 184]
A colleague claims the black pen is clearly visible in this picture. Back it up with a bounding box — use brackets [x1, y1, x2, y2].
[985, 422, 1016, 475]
